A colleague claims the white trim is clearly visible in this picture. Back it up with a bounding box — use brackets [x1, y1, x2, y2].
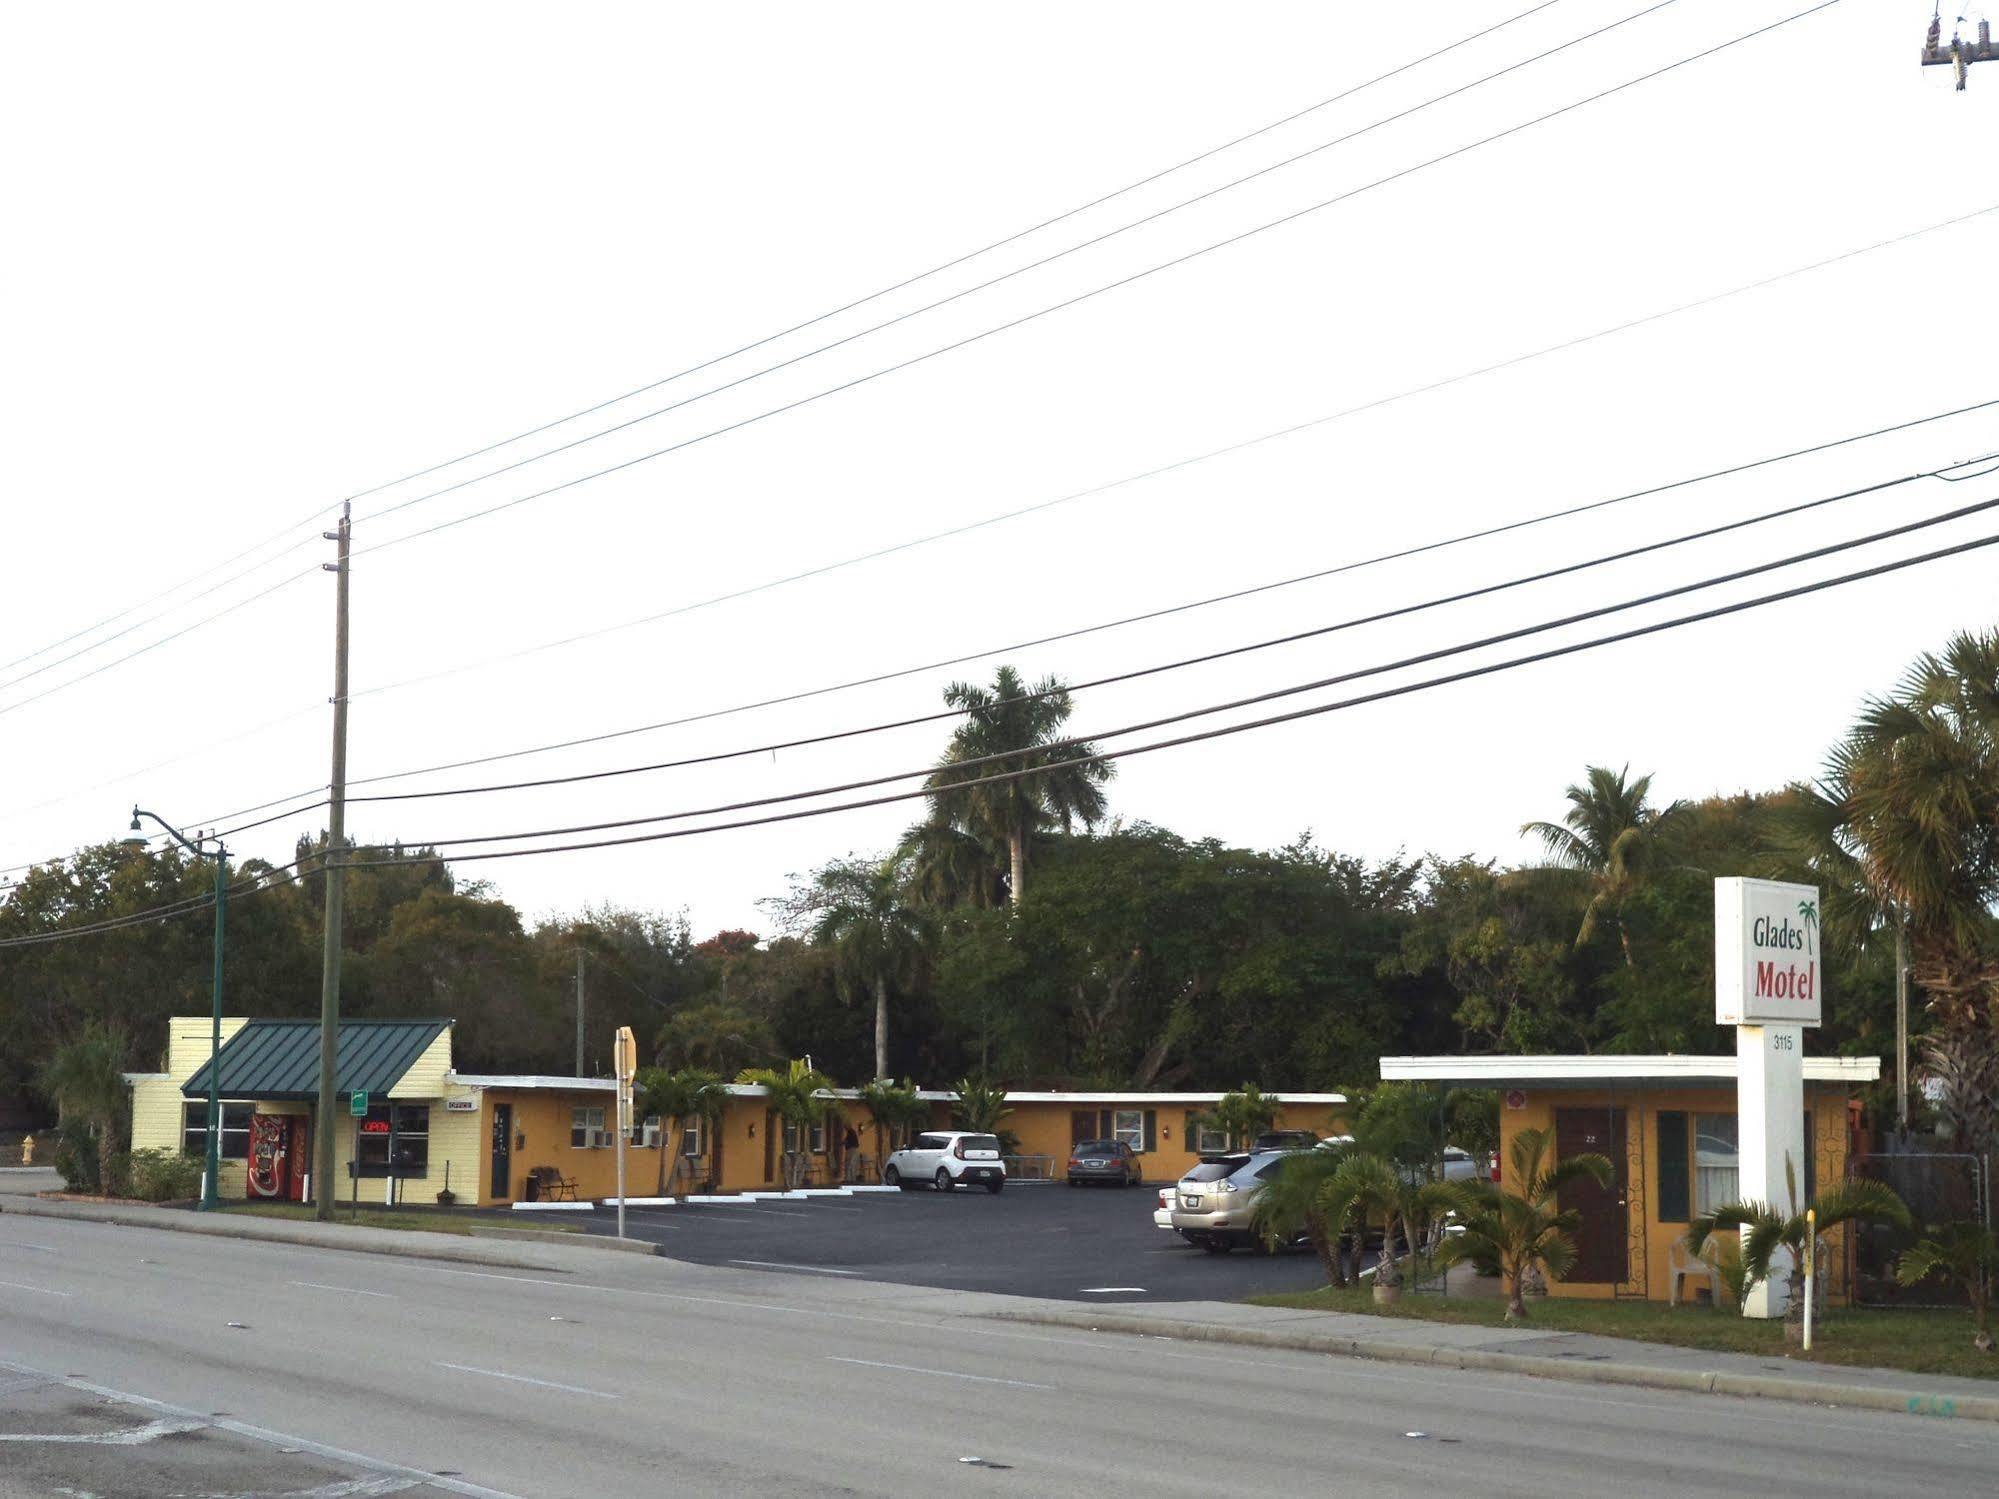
[509, 1200, 594, 1212]
[1378, 1054, 1880, 1084]
[446, 1073, 615, 1092]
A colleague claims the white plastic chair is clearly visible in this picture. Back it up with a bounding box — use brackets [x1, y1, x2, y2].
[1668, 1238, 1719, 1306]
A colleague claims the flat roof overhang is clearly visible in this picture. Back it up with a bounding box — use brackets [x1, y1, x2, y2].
[1379, 1054, 1880, 1088]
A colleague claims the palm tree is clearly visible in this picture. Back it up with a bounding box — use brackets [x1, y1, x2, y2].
[1194, 1083, 1282, 1151]
[37, 1023, 127, 1195]
[737, 1059, 835, 1188]
[1317, 1151, 1457, 1300]
[809, 855, 930, 1080]
[899, 820, 1007, 910]
[1253, 1147, 1355, 1286]
[950, 1077, 1011, 1134]
[1896, 1221, 1999, 1352]
[1521, 764, 1685, 966]
[1435, 1126, 1614, 1321]
[1689, 1174, 1910, 1342]
[857, 1078, 924, 1181]
[634, 1066, 726, 1196]
[922, 665, 1114, 904]
[1820, 630, 1999, 1151]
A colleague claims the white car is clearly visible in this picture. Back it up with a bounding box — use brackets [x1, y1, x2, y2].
[1153, 1186, 1177, 1229]
[884, 1131, 1006, 1193]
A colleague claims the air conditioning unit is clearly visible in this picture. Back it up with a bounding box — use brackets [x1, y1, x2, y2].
[589, 1129, 616, 1149]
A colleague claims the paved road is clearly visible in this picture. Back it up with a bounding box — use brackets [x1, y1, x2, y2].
[559, 1179, 1339, 1301]
[3, 1213, 1995, 1497]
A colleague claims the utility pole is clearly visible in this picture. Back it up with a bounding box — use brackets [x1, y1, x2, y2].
[314, 501, 352, 1221]
[1895, 914, 1910, 1133]
[574, 944, 586, 1077]
[1923, 15, 1995, 89]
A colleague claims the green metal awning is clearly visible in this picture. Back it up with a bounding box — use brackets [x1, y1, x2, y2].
[182, 1018, 449, 1101]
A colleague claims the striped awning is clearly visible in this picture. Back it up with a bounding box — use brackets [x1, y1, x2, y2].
[182, 1018, 449, 1101]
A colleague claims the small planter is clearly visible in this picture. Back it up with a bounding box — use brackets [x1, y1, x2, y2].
[1372, 1280, 1403, 1306]
[434, 1189, 458, 1206]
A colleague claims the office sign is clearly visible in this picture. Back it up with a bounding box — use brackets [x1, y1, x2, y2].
[443, 1096, 478, 1113]
[349, 1090, 368, 1117]
[1715, 877, 1822, 1027]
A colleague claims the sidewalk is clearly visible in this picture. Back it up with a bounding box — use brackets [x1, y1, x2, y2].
[987, 1299, 1999, 1422]
[0, 1194, 653, 1274]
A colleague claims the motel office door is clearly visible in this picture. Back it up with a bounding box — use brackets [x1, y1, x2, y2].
[491, 1104, 513, 1201]
[1554, 1107, 1628, 1285]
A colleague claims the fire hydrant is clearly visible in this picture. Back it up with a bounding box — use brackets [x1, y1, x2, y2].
[19, 1134, 34, 1167]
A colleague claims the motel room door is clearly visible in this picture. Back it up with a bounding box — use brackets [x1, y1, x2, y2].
[1554, 1107, 1629, 1285]
[490, 1104, 513, 1201]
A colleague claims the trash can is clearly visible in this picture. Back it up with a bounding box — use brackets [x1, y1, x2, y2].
[524, 1172, 541, 1202]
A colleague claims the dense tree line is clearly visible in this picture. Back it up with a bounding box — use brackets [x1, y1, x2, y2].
[7, 630, 1994, 1146]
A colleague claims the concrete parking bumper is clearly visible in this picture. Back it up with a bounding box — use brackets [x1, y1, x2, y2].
[986, 1300, 1999, 1424]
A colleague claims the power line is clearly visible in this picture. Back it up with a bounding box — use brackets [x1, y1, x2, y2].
[363, 2, 1678, 530]
[348, 197, 1999, 709]
[9, 520, 1992, 942]
[340, 395, 1999, 791]
[336, 524, 1999, 868]
[345, 460, 1974, 808]
[0, 505, 335, 681]
[360, 492, 1999, 852]
[353, 2, 1845, 560]
[0, 563, 321, 722]
[330, 2, 1566, 514]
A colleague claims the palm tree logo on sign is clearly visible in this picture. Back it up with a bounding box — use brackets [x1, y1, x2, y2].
[1797, 897, 1818, 936]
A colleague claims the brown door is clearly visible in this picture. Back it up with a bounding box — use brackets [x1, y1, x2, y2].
[1554, 1107, 1628, 1284]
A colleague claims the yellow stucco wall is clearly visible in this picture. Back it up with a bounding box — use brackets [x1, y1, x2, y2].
[1497, 1083, 1854, 1304]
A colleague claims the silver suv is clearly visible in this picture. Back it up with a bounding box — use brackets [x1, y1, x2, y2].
[1168, 1150, 1297, 1254]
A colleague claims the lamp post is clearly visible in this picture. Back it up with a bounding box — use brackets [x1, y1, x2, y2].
[121, 806, 228, 1212]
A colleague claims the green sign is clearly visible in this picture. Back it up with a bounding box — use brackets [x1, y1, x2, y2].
[349, 1090, 368, 1118]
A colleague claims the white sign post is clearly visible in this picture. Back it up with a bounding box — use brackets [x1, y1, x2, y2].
[1715, 877, 1822, 1319]
[613, 1025, 637, 1241]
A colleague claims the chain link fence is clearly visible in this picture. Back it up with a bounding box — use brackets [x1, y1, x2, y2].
[1848, 1146, 1992, 1307]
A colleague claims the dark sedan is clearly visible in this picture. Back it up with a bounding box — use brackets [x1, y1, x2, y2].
[1066, 1139, 1143, 1186]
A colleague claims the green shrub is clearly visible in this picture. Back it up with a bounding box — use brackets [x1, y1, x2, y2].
[51, 1123, 101, 1193]
[124, 1147, 202, 1203]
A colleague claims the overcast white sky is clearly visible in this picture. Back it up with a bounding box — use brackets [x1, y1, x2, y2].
[3, 1, 1994, 940]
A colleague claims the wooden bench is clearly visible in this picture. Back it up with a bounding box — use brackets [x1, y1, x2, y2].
[528, 1165, 577, 1202]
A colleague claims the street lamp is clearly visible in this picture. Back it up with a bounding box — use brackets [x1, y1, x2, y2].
[122, 806, 228, 1212]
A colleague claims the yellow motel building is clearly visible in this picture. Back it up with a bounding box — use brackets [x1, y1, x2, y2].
[129, 1015, 1346, 1207]
[1379, 1052, 1880, 1305]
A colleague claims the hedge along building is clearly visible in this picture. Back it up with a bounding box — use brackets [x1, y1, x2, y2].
[128, 1014, 1346, 1205]
[1377, 1053, 1880, 1305]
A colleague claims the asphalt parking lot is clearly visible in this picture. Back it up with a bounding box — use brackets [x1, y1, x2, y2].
[565, 1180, 1337, 1302]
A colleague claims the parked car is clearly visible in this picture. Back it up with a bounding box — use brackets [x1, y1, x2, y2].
[1251, 1129, 1323, 1152]
[1153, 1185, 1177, 1229]
[1066, 1138, 1142, 1187]
[884, 1131, 1006, 1193]
[1169, 1150, 1305, 1254]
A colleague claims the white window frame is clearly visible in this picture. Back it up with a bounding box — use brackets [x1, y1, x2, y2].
[808, 1120, 827, 1155]
[1693, 1112, 1740, 1216]
[681, 1115, 704, 1158]
[182, 1101, 255, 1161]
[1113, 1110, 1144, 1150]
[638, 1115, 662, 1149]
[571, 1105, 607, 1149]
[1192, 1120, 1229, 1154]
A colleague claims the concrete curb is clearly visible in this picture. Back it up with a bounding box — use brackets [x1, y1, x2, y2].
[986, 1308, 1999, 1423]
[466, 1224, 658, 1255]
[0, 1195, 582, 1273]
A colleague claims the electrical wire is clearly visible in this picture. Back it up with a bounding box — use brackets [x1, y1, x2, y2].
[0, 505, 335, 680]
[335, 523, 1999, 868]
[332, 2, 1566, 514]
[345, 461, 1966, 807]
[349, 197, 1999, 709]
[342, 394, 1999, 789]
[363, 2, 1679, 530]
[8, 518, 1992, 942]
[361, 492, 1999, 851]
[353, 1, 1846, 560]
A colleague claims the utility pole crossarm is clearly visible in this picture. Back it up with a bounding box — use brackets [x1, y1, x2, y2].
[1923, 21, 1996, 89]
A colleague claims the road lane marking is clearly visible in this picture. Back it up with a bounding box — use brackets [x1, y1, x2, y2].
[290, 1281, 397, 1298]
[0, 1239, 57, 1252]
[434, 1362, 619, 1399]
[826, 1356, 1055, 1390]
[729, 1260, 861, 1275]
[1078, 1287, 1148, 1293]
[399, 1269, 1999, 1449]
[0, 1278, 71, 1297]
